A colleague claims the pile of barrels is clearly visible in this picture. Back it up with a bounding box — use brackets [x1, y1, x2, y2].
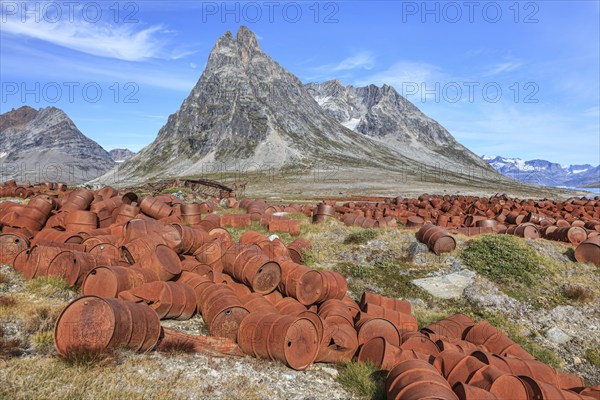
[0, 180, 68, 199]
[241, 195, 600, 266]
[0, 182, 599, 398]
[359, 310, 599, 399]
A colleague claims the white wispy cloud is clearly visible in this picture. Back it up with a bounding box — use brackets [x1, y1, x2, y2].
[582, 106, 600, 117]
[0, 43, 198, 91]
[357, 61, 442, 86]
[306, 51, 375, 81]
[1, 12, 179, 61]
[483, 61, 522, 76]
[355, 61, 446, 98]
[331, 52, 375, 71]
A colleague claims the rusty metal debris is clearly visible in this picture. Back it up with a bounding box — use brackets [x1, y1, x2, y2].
[0, 181, 598, 394]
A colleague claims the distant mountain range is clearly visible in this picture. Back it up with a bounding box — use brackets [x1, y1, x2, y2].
[108, 148, 136, 163]
[0, 106, 115, 184]
[482, 155, 600, 188]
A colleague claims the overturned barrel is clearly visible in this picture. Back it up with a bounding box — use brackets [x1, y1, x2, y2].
[54, 296, 161, 356]
[417, 224, 456, 255]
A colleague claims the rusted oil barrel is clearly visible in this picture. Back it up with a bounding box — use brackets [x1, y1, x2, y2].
[453, 382, 501, 400]
[355, 314, 400, 346]
[386, 359, 459, 400]
[316, 321, 358, 363]
[61, 188, 94, 210]
[359, 292, 412, 314]
[547, 226, 588, 245]
[465, 364, 529, 399]
[276, 257, 323, 305]
[362, 303, 418, 332]
[422, 313, 475, 340]
[464, 321, 533, 360]
[358, 336, 430, 370]
[119, 281, 196, 320]
[574, 236, 600, 266]
[54, 295, 161, 355]
[180, 203, 203, 225]
[417, 224, 456, 255]
[197, 283, 249, 340]
[64, 210, 98, 232]
[47, 250, 97, 287]
[312, 204, 336, 224]
[287, 238, 312, 263]
[0, 233, 29, 266]
[82, 265, 158, 297]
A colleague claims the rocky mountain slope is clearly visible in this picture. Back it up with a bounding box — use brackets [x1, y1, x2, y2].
[109, 148, 136, 163]
[0, 106, 114, 184]
[305, 80, 489, 169]
[97, 26, 515, 192]
[483, 155, 600, 188]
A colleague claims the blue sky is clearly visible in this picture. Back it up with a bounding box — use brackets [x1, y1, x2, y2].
[1, 0, 599, 166]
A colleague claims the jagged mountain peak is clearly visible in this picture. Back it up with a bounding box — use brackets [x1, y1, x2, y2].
[96, 26, 496, 186]
[0, 106, 114, 184]
[236, 25, 260, 49]
[306, 80, 460, 147]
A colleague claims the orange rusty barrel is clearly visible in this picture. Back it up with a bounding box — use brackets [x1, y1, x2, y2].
[422, 313, 475, 340]
[465, 364, 529, 399]
[119, 281, 196, 320]
[198, 214, 221, 232]
[139, 196, 173, 219]
[312, 204, 336, 224]
[464, 321, 533, 360]
[47, 250, 97, 286]
[547, 226, 588, 245]
[406, 216, 425, 227]
[452, 382, 500, 400]
[241, 293, 280, 314]
[512, 223, 540, 239]
[237, 311, 273, 356]
[475, 219, 498, 230]
[363, 303, 418, 332]
[180, 203, 203, 225]
[417, 224, 456, 255]
[198, 283, 249, 340]
[358, 336, 430, 370]
[61, 188, 95, 210]
[359, 292, 412, 314]
[194, 238, 226, 272]
[275, 297, 307, 315]
[82, 265, 158, 297]
[386, 359, 459, 400]
[317, 270, 348, 301]
[355, 315, 400, 346]
[172, 223, 210, 255]
[399, 331, 439, 356]
[277, 257, 324, 305]
[316, 322, 358, 363]
[87, 243, 121, 265]
[65, 210, 98, 232]
[266, 314, 320, 370]
[114, 204, 140, 225]
[434, 351, 488, 386]
[319, 299, 355, 326]
[139, 244, 182, 281]
[574, 236, 600, 266]
[0, 233, 29, 266]
[21, 245, 64, 279]
[54, 295, 161, 355]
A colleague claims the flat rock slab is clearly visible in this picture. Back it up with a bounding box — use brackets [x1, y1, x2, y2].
[545, 326, 572, 344]
[412, 270, 476, 299]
